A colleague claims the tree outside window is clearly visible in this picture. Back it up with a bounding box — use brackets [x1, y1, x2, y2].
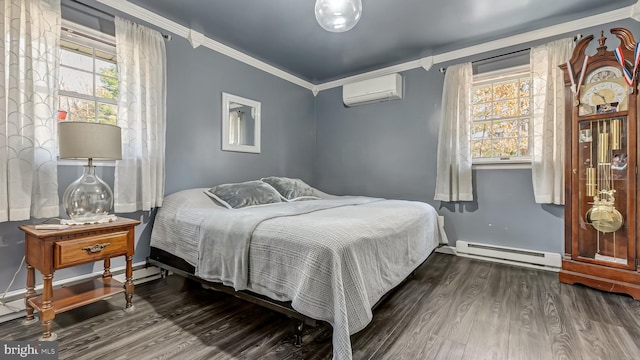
[58, 31, 118, 126]
[471, 65, 531, 162]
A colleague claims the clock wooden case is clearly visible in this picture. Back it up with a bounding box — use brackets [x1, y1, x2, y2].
[560, 28, 640, 300]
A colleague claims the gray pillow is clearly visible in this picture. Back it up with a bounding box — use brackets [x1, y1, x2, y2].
[261, 177, 320, 201]
[204, 180, 283, 209]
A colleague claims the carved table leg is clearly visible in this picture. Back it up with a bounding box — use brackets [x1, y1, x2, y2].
[22, 263, 38, 325]
[123, 255, 134, 312]
[39, 273, 57, 341]
[103, 258, 112, 278]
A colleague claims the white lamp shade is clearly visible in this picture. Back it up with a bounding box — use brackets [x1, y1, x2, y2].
[59, 122, 122, 160]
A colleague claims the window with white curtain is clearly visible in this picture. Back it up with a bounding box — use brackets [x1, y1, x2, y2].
[229, 110, 243, 145]
[58, 21, 118, 125]
[470, 64, 532, 165]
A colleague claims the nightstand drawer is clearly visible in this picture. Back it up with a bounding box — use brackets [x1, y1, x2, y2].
[54, 231, 129, 268]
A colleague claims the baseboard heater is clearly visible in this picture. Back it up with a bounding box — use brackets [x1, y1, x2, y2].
[455, 240, 561, 271]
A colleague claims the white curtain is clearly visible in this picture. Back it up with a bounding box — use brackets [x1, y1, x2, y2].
[0, 0, 60, 222]
[531, 38, 574, 205]
[114, 17, 166, 212]
[434, 62, 473, 202]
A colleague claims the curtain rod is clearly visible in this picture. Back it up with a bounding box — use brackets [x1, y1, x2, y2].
[69, 0, 172, 41]
[70, 0, 113, 18]
[438, 33, 583, 73]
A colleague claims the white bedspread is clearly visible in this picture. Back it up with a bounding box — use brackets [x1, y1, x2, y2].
[150, 189, 440, 360]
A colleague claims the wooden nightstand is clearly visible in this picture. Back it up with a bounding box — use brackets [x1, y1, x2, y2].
[19, 217, 140, 340]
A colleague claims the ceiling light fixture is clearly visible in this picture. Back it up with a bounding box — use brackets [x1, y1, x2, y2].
[315, 0, 362, 33]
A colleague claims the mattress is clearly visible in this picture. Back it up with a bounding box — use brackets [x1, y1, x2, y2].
[150, 188, 440, 360]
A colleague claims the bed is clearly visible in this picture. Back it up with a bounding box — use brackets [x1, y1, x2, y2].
[148, 178, 441, 360]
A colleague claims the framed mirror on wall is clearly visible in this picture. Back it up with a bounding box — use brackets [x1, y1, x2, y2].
[221, 92, 261, 153]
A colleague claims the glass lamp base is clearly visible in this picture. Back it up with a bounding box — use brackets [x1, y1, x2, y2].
[63, 166, 114, 222]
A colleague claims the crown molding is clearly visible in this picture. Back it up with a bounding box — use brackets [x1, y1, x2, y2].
[316, 4, 635, 92]
[631, 0, 640, 21]
[433, 5, 631, 65]
[315, 57, 429, 92]
[187, 29, 205, 49]
[95, 0, 636, 95]
[95, 0, 315, 91]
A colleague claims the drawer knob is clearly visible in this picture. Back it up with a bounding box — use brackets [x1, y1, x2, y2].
[82, 243, 111, 253]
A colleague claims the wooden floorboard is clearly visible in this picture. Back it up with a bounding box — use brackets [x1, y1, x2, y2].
[460, 264, 511, 360]
[1, 253, 639, 360]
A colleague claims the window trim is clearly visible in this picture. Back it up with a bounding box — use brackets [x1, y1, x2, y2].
[472, 159, 532, 170]
[471, 64, 532, 167]
[61, 19, 115, 48]
[58, 20, 118, 124]
[57, 21, 118, 167]
[473, 64, 529, 83]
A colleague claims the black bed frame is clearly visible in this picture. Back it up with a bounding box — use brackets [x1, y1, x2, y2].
[147, 246, 417, 346]
[148, 247, 317, 345]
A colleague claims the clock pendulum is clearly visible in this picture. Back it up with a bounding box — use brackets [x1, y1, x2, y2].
[585, 119, 625, 264]
[586, 122, 597, 197]
[611, 118, 621, 150]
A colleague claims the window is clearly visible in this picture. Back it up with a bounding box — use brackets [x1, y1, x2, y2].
[58, 22, 118, 125]
[470, 64, 531, 164]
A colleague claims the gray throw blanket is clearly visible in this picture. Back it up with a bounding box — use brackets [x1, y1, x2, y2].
[196, 197, 382, 289]
[152, 189, 440, 360]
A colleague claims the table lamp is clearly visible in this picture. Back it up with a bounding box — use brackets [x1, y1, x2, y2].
[58, 122, 122, 223]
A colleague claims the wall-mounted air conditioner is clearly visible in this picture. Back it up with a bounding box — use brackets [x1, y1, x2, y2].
[342, 73, 403, 106]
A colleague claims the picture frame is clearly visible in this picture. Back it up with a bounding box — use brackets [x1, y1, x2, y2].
[221, 92, 261, 153]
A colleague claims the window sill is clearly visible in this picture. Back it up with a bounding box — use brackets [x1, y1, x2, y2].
[473, 161, 531, 170]
[57, 159, 116, 167]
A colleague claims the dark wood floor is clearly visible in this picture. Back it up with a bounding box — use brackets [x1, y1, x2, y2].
[2, 253, 640, 359]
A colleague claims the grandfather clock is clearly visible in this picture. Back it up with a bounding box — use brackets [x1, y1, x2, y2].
[559, 28, 640, 300]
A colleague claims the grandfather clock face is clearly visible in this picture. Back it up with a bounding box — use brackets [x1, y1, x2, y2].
[579, 66, 628, 116]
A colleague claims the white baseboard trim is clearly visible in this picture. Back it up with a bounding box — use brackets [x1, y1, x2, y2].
[0, 299, 28, 324]
[0, 262, 161, 324]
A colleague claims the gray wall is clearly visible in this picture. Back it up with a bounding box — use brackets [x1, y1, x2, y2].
[162, 38, 316, 194]
[315, 18, 640, 255]
[315, 65, 565, 254]
[0, 2, 316, 293]
[2, 6, 640, 295]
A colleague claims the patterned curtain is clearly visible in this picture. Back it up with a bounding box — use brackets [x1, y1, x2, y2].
[531, 38, 575, 205]
[113, 17, 166, 212]
[434, 62, 473, 202]
[0, 0, 60, 222]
